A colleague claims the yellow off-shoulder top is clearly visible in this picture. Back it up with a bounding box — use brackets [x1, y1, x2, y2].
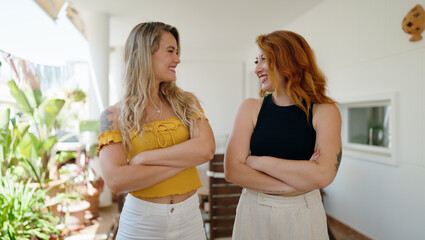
[97, 115, 206, 198]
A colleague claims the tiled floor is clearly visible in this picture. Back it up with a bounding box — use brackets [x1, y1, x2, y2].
[329, 221, 357, 240]
[328, 216, 372, 240]
[66, 203, 118, 240]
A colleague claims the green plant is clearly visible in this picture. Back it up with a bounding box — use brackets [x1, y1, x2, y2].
[0, 177, 59, 239]
[0, 108, 33, 181]
[55, 88, 87, 132]
[55, 151, 77, 165]
[6, 79, 65, 183]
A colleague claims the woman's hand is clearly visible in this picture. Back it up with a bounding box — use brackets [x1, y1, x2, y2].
[99, 106, 184, 193]
[225, 98, 298, 194]
[309, 150, 320, 162]
[239, 104, 342, 192]
[127, 97, 215, 168]
[128, 151, 146, 165]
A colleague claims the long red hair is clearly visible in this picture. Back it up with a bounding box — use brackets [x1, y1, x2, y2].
[256, 30, 335, 118]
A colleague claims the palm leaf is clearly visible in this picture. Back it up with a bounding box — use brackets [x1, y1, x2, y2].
[37, 99, 65, 130]
[0, 108, 10, 130]
[7, 80, 32, 114]
[24, 88, 43, 109]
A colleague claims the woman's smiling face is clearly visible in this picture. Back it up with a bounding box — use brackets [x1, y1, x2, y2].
[152, 31, 181, 84]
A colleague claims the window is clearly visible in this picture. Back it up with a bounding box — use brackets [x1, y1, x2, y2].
[339, 92, 397, 165]
[348, 105, 391, 148]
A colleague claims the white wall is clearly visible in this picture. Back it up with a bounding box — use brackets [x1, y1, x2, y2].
[107, 53, 250, 155]
[109, 46, 124, 105]
[177, 61, 244, 138]
[106, 51, 246, 137]
[283, 0, 425, 239]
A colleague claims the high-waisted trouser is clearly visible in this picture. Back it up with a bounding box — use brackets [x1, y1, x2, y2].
[232, 188, 329, 240]
[116, 192, 206, 240]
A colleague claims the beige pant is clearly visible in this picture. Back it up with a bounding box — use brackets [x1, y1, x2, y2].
[232, 189, 329, 240]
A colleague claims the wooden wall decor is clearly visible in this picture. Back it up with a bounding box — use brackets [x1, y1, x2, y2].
[402, 4, 425, 42]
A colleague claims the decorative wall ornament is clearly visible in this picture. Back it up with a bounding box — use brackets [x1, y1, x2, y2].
[402, 4, 425, 42]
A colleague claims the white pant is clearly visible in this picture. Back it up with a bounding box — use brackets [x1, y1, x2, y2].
[233, 189, 329, 240]
[116, 193, 206, 240]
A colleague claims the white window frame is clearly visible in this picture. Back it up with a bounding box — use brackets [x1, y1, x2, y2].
[337, 92, 398, 166]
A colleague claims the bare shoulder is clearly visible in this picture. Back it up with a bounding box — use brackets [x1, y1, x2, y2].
[314, 103, 340, 116]
[99, 104, 120, 134]
[240, 98, 263, 110]
[237, 98, 263, 124]
[239, 98, 263, 115]
[313, 103, 341, 127]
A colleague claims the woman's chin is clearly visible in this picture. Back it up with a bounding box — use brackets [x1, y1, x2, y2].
[261, 86, 273, 92]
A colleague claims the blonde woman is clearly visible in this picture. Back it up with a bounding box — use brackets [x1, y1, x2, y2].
[98, 22, 215, 240]
[225, 30, 342, 240]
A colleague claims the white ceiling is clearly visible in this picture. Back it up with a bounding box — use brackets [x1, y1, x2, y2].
[0, 0, 88, 65]
[71, 0, 324, 61]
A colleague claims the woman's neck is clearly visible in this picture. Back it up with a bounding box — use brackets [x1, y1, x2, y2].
[272, 90, 295, 106]
[151, 84, 162, 103]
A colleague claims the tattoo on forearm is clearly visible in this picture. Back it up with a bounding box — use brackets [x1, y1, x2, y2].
[100, 110, 114, 133]
[335, 148, 342, 172]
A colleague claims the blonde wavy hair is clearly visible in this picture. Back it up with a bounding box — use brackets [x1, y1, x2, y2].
[256, 30, 335, 119]
[119, 22, 202, 152]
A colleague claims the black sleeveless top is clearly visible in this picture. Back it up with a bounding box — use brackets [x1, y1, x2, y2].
[250, 94, 316, 160]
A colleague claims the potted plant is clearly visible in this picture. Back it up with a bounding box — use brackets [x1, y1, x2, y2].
[0, 176, 59, 239]
[2, 79, 106, 234]
[0, 107, 31, 180]
[5, 79, 65, 184]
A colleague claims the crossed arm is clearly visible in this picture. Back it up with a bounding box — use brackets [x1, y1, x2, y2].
[224, 98, 342, 196]
[98, 102, 215, 194]
[128, 117, 215, 168]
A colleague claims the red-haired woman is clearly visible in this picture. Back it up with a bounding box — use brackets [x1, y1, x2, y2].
[225, 30, 342, 240]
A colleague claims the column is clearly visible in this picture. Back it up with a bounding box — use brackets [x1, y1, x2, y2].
[86, 12, 109, 119]
[85, 12, 112, 207]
